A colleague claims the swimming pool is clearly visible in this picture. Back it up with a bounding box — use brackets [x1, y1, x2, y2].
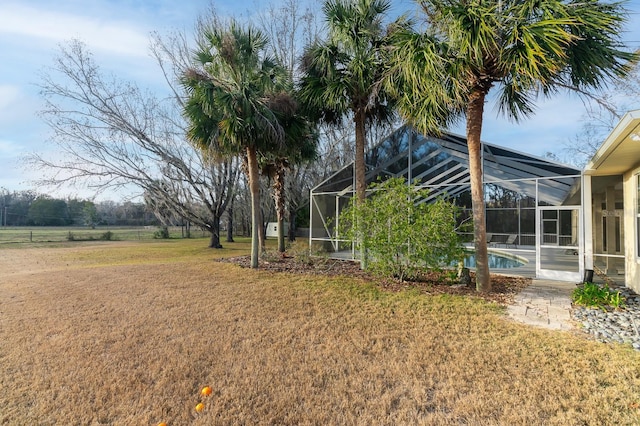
[462, 251, 527, 269]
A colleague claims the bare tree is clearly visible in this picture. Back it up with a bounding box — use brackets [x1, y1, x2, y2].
[257, 0, 320, 77]
[28, 39, 239, 248]
[560, 61, 640, 167]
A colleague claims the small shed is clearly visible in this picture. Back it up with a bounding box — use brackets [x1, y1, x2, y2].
[266, 222, 289, 238]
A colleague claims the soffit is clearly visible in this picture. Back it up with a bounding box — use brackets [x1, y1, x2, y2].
[585, 111, 640, 176]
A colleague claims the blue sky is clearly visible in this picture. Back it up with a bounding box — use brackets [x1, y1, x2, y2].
[1, 0, 639, 200]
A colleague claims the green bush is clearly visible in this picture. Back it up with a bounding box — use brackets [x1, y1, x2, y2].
[153, 226, 170, 239]
[100, 231, 115, 241]
[338, 177, 464, 281]
[572, 282, 625, 310]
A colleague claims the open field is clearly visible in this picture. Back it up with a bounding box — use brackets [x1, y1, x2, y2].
[0, 226, 207, 244]
[1, 239, 639, 425]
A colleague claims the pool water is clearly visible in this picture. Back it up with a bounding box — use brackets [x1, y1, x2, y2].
[463, 251, 527, 269]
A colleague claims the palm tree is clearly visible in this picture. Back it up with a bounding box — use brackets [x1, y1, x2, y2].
[183, 20, 288, 268]
[386, 0, 637, 292]
[262, 92, 318, 253]
[299, 0, 395, 205]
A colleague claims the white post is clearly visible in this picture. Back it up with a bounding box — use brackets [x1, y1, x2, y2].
[308, 189, 313, 253]
[517, 198, 521, 245]
[535, 179, 540, 277]
[335, 195, 339, 253]
[582, 174, 594, 271]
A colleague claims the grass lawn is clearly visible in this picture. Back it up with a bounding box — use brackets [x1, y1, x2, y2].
[1, 239, 639, 425]
[0, 226, 205, 244]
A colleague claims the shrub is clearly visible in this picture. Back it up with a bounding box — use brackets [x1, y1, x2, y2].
[338, 177, 464, 281]
[572, 282, 625, 310]
[100, 231, 114, 241]
[153, 226, 170, 239]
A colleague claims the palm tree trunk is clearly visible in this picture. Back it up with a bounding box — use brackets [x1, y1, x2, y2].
[354, 108, 368, 269]
[354, 108, 367, 203]
[247, 146, 261, 268]
[466, 89, 491, 292]
[273, 161, 287, 252]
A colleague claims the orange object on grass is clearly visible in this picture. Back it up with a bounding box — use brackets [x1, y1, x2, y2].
[201, 386, 212, 396]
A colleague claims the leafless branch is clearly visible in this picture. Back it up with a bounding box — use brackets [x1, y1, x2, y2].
[28, 39, 239, 246]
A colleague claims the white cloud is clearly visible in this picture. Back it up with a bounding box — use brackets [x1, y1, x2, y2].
[0, 139, 20, 157]
[0, 84, 41, 130]
[0, 85, 22, 110]
[0, 3, 150, 57]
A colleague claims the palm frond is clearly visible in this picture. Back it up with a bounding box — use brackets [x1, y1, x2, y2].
[384, 26, 465, 134]
[182, 19, 292, 158]
[396, 0, 638, 125]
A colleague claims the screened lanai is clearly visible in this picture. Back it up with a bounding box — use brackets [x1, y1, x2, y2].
[310, 125, 585, 281]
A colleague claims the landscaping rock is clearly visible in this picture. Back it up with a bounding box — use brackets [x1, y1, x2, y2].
[571, 285, 640, 351]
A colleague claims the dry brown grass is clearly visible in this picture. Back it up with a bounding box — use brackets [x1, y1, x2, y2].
[1, 240, 639, 425]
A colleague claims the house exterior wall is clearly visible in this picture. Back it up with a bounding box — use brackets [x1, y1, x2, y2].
[623, 166, 640, 293]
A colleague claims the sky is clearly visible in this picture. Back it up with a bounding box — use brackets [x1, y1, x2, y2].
[1, 0, 640, 201]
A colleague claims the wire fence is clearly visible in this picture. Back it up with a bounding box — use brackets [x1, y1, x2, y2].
[0, 226, 209, 244]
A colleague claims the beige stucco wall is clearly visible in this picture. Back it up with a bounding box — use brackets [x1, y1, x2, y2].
[623, 167, 640, 293]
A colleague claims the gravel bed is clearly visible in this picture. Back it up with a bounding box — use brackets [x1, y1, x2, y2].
[571, 286, 640, 351]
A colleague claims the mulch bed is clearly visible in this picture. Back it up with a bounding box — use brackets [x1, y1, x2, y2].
[216, 254, 531, 306]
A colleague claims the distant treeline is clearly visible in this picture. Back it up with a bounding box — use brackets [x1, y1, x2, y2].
[0, 190, 159, 227]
